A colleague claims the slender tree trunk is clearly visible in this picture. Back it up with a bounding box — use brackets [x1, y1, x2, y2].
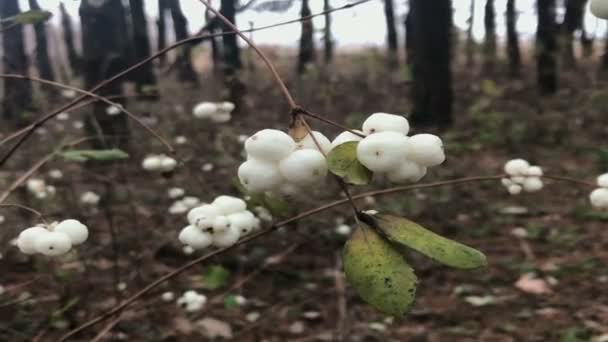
[129, 0, 158, 96]
[80, 0, 129, 147]
[562, 0, 587, 67]
[28, 0, 57, 98]
[466, 0, 476, 67]
[60, 3, 81, 76]
[404, 10, 412, 64]
[323, 0, 333, 64]
[205, 9, 221, 75]
[483, 0, 496, 71]
[384, 0, 398, 67]
[409, 0, 453, 127]
[297, 0, 316, 74]
[506, 0, 521, 76]
[0, 0, 33, 125]
[167, 0, 198, 84]
[220, 0, 242, 76]
[157, 0, 168, 67]
[537, 0, 558, 94]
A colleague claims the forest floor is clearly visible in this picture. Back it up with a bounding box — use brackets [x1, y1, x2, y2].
[1, 50, 608, 341]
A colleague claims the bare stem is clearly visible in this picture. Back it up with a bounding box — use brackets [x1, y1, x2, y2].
[0, 203, 48, 225]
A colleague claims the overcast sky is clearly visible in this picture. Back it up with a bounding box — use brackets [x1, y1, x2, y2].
[22, 0, 608, 47]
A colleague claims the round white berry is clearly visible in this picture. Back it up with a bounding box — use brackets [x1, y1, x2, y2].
[34, 231, 72, 256]
[331, 131, 364, 149]
[526, 166, 543, 177]
[387, 160, 427, 183]
[17, 227, 49, 255]
[279, 149, 328, 185]
[212, 226, 241, 248]
[508, 184, 523, 195]
[193, 102, 218, 119]
[523, 177, 543, 192]
[54, 219, 88, 245]
[212, 196, 247, 215]
[178, 225, 213, 250]
[218, 102, 235, 113]
[362, 113, 409, 135]
[142, 156, 162, 171]
[238, 159, 283, 193]
[161, 291, 175, 302]
[406, 134, 445, 167]
[160, 156, 177, 172]
[511, 176, 526, 184]
[297, 131, 332, 154]
[597, 173, 608, 188]
[501, 178, 514, 187]
[590, 188, 608, 208]
[504, 159, 530, 176]
[182, 196, 200, 208]
[188, 205, 221, 228]
[356, 132, 409, 173]
[228, 211, 256, 235]
[591, 0, 608, 19]
[212, 216, 231, 233]
[244, 129, 295, 162]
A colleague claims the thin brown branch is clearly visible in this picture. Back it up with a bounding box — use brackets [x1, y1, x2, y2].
[298, 109, 366, 138]
[0, 203, 48, 224]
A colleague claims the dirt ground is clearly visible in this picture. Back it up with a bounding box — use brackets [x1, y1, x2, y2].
[1, 49, 607, 341]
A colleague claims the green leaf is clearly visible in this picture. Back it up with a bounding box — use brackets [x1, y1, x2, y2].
[233, 178, 292, 217]
[202, 265, 230, 290]
[327, 142, 372, 185]
[343, 224, 417, 317]
[371, 214, 487, 270]
[13, 10, 52, 24]
[223, 295, 240, 310]
[60, 149, 129, 162]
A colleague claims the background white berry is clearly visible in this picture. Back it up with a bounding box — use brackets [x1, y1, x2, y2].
[508, 184, 523, 195]
[244, 129, 295, 162]
[526, 166, 543, 177]
[34, 231, 72, 256]
[406, 134, 445, 167]
[17, 227, 49, 255]
[504, 159, 530, 176]
[54, 219, 88, 245]
[523, 177, 543, 192]
[279, 149, 328, 185]
[387, 160, 427, 183]
[142, 155, 162, 171]
[179, 226, 213, 250]
[331, 130, 364, 149]
[356, 132, 409, 173]
[238, 159, 283, 193]
[193, 102, 218, 119]
[297, 131, 332, 154]
[597, 173, 608, 188]
[362, 113, 409, 135]
[590, 188, 608, 208]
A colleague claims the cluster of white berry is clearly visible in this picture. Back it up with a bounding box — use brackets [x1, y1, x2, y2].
[26, 178, 56, 199]
[178, 195, 261, 250]
[16, 219, 88, 257]
[590, 173, 608, 209]
[176, 290, 207, 312]
[238, 129, 328, 193]
[169, 196, 201, 215]
[502, 159, 544, 195]
[142, 154, 177, 172]
[354, 113, 445, 183]
[192, 101, 235, 123]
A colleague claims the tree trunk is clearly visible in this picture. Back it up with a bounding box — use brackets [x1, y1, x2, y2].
[404, 10, 412, 64]
[409, 0, 453, 127]
[384, 0, 398, 67]
[60, 3, 81, 76]
[323, 0, 333, 64]
[483, 0, 496, 71]
[466, 0, 475, 67]
[581, 27, 593, 58]
[0, 0, 33, 125]
[129, 0, 158, 96]
[537, 0, 558, 94]
[206, 9, 221, 74]
[220, 0, 242, 76]
[167, 0, 198, 84]
[562, 0, 587, 67]
[28, 0, 57, 98]
[80, 0, 129, 147]
[157, 0, 168, 66]
[506, 0, 521, 76]
[297, 0, 315, 74]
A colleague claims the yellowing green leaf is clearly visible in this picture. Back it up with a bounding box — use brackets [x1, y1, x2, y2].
[13, 10, 52, 24]
[327, 142, 372, 185]
[373, 214, 487, 270]
[343, 225, 417, 317]
[60, 149, 129, 162]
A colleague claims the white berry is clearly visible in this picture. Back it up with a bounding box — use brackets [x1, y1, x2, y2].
[244, 129, 296, 162]
[212, 196, 247, 215]
[508, 184, 523, 195]
[523, 177, 543, 192]
[526, 166, 543, 177]
[193, 102, 218, 119]
[238, 159, 283, 193]
[356, 132, 409, 173]
[331, 131, 364, 149]
[297, 131, 332, 154]
[34, 231, 72, 256]
[387, 160, 427, 183]
[406, 134, 445, 167]
[504, 159, 530, 176]
[179, 225, 213, 250]
[212, 216, 231, 233]
[228, 211, 256, 235]
[17, 227, 49, 255]
[212, 226, 241, 248]
[590, 188, 608, 208]
[142, 156, 162, 171]
[597, 173, 608, 188]
[188, 205, 221, 228]
[362, 113, 409, 135]
[160, 156, 177, 172]
[279, 149, 328, 185]
[591, 0, 608, 19]
[54, 219, 88, 245]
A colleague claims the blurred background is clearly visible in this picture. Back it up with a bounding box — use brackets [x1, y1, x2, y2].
[1, 0, 608, 341]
